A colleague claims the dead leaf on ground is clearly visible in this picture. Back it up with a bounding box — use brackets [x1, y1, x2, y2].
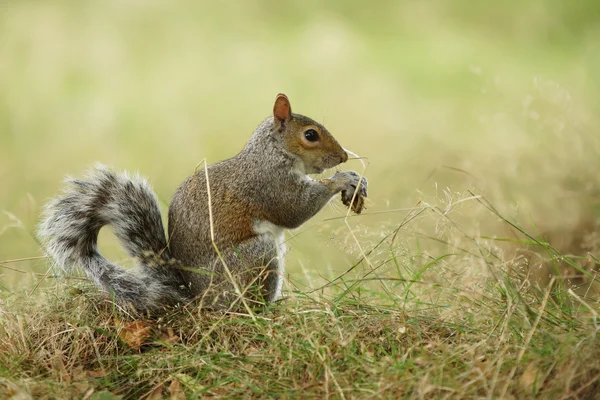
[115, 319, 152, 350]
[147, 383, 164, 400]
[158, 327, 180, 346]
[168, 380, 185, 400]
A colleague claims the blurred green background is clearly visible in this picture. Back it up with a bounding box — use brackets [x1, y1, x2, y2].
[1, 0, 600, 292]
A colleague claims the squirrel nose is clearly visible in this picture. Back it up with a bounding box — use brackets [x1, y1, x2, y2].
[340, 151, 348, 163]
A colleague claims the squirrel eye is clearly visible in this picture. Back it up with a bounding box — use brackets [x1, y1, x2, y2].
[304, 129, 319, 142]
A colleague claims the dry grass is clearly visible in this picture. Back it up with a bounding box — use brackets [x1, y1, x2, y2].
[2, 198, 600, 399]
[1, 289, 598, 398]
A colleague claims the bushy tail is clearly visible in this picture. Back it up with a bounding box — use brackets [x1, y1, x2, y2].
[38, 164, 188, 310]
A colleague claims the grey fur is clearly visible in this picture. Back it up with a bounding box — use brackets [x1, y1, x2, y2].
[39, 98, 367, 312]
[38, 165, 190, 310]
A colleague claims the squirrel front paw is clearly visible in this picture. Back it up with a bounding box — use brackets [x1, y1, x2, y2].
[332, 171, 368, 214]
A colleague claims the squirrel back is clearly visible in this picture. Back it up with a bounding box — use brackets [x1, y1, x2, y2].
[39, 94, 367, 311]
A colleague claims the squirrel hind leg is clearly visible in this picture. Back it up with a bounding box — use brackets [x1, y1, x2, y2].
[260, 256, 284, 303]
[262, 236, 285, 302]
[180, 235, 284, 309]
[239, 233, 285, 303]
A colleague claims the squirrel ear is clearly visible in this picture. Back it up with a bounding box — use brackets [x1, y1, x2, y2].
[273, 93, 292, 123]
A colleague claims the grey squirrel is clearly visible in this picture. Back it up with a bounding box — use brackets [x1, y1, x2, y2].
[38, 94, 368, 311]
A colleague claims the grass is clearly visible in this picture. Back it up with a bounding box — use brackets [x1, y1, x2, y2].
[1, 198, 599, 398]
[1, 0, 600, 398]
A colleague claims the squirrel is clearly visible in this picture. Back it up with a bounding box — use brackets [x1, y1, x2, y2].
[38, 94, 368, 312]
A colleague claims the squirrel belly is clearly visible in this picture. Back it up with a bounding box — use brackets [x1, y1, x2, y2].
[38, 93, 368, 311]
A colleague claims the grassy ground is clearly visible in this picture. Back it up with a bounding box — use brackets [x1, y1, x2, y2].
[1, 1, 600, 398]
[1, 236, 599, 399]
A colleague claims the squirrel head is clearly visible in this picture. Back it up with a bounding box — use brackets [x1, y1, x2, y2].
[271, 94, 348, 174]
